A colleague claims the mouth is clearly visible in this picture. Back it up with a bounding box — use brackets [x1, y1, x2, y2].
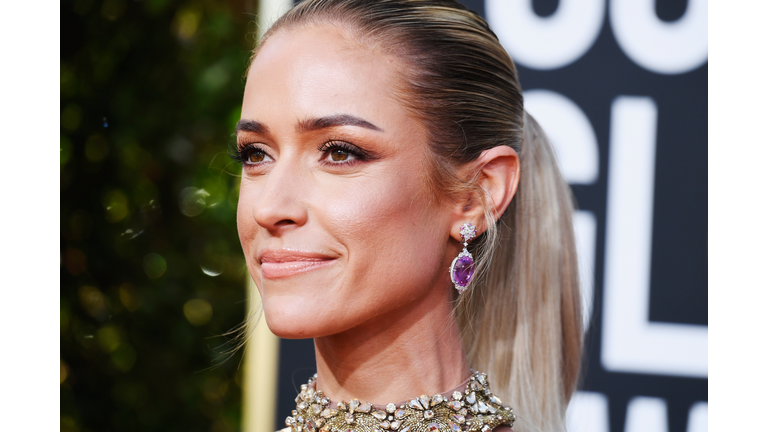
[258, 249, 336, 279]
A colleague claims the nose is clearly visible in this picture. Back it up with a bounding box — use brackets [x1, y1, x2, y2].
[251, 155, 309, 234]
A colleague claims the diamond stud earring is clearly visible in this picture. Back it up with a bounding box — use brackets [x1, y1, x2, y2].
[450, 223, 476, 293]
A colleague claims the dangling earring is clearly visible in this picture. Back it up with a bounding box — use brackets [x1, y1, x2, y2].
[450, 222, 477, 293]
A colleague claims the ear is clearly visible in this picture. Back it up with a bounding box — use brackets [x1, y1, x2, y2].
[451, 146, 520, 241]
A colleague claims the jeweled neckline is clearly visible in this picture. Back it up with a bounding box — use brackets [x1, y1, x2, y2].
[285, 371, 515, 432]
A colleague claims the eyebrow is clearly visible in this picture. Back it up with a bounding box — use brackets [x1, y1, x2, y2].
[298, 114, 382, 133]
[236, 114, 382, 137]
[236, 119, 269, 134]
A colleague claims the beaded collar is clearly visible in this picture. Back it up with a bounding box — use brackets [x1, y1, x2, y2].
[285, 371, 515, 432]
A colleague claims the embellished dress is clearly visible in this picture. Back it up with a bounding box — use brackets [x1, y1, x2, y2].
[280, 371, 515, 432]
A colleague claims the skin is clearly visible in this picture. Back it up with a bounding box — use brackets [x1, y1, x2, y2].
[237, 24, 520, 405]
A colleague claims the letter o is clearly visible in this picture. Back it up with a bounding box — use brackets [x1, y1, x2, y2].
[610, 0, 708, 74]
[487, 0, 605, 70]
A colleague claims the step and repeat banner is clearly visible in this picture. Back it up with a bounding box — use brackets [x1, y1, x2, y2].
[274, 1, 708, 431]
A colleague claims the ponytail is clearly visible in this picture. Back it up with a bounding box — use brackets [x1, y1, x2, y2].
[457, 112, 582, 432]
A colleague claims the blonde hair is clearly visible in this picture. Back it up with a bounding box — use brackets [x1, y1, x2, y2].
[256, 2, 582, 431]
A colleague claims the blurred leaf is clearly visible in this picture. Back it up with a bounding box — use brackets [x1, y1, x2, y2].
[61, 0, 253, 429]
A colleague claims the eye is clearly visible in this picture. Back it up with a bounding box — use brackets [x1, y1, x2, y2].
[249, 149, 267, 163]
[242, 146, 274, 165]
[330, 148, 351, 162]
[229, 143, 274, 167]
[319, 141, 367, 165]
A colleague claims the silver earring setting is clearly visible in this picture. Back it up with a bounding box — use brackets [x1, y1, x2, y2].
[450, 223, 476, 293]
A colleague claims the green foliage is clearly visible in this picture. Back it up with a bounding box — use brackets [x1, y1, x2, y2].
[60, 1, 257, 431]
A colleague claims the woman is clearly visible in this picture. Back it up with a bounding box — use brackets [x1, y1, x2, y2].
[233, 1, 582, 431]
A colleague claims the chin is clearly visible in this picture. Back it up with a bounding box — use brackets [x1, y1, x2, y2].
[261, 295, 352, 339]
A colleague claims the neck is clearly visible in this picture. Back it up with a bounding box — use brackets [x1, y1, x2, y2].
[313, 287, 470, 404]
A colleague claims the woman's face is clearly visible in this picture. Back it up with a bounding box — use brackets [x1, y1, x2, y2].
[237, 25, 459, 338]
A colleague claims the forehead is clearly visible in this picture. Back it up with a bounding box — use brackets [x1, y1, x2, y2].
[242, 24, 406, 129]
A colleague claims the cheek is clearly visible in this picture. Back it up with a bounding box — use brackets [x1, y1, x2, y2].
[320, 168, 448, 305]
[236, 178, 263, 260]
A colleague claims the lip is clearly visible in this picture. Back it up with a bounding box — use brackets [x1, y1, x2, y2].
[258, 249, 336, 279]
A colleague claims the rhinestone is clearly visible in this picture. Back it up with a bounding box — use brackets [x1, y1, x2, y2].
[380, 420, 390, 429]
[357, 402, 372, 413]
[428, 423, 440, 431]
[373, 410, 388, 421]
[488, 405, 497, 414]
[460, 408, 468, 416]
[478, 401, 489, 413]
[306, 420, 317, 432]
[349, 399, 360, 413]
[343, 429, 353, 432]
[316, 418, 325, 427]
[431, 395, 443, 407]
[448, 422, 461, 432]
[452, 414, 465, 424]
[449, 401, 462, 411]
[466, 392, 476, 404]
[424, 410, 434, 420]
[471, 404, 479, 414]
[286, 417, 295, 427]
[408, 399, 423, 410]
[298, 402, 308, 411]
[388, 416, 393, 421]
[313, 404, 322, 415]
[321, 409, 333, 419]
[391, 420, 401, 429]
[297, 416, 304, 424]
[470, 381, 482, 391]
[386, 403, 397, 413]
[481, 425, 492, 432]
[490, 396, 502, 405]
[345, 413, 355, 424]
[419, 395, 430, 409]
[338, 402, 347, 411]
[395, 409, 407, 419]
[301, 384, 308, 392]
[460, 223, 476, 241]
[296, 395, 302, 403]
[322, 397, 331, 406]
[400, 427, 411, 432]
[292, 410, 298, 416]
[319, 426, 329, 432]
[452, 391, 463, 400]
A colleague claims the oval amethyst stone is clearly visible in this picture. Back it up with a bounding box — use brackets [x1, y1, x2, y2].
[452, 255, 475, 287]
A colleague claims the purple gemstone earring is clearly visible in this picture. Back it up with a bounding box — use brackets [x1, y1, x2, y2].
[450, 222, 477, 293]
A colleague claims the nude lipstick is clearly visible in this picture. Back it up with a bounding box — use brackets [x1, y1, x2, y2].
[258, 249, 336, 279]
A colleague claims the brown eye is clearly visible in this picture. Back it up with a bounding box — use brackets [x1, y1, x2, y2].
[249, 151, 265, 163]
[331, 148, 350, 161]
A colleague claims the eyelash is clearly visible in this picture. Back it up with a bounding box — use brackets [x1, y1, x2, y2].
[228, 140, 370, 167]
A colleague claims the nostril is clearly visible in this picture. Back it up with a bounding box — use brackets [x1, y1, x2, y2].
[274, 219, 295, 226]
